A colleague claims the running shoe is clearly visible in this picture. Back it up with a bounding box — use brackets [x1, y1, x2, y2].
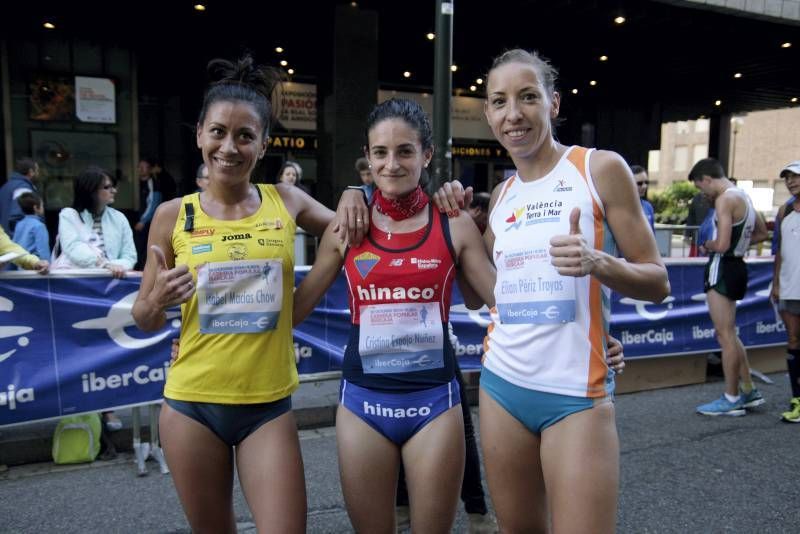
[696, 395, 745, 416]
[781, 397, 800, 423]
[468, 512, 499, 533]
[396, 505, 410, 532]
[740, 388, 765, 408]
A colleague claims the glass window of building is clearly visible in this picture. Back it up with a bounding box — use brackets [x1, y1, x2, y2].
[648, 150, 661, 173]
[674, 146, 689, 171]
[692, 144, 708, 165]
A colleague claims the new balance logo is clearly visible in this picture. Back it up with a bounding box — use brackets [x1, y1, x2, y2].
[363, 401, 431, 418]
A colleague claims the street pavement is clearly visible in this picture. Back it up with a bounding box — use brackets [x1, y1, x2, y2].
[1, 372, 798, 533]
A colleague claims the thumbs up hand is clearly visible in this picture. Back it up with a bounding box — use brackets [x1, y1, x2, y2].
[147, 245, 195, 309]
[549, 207, 597, 277]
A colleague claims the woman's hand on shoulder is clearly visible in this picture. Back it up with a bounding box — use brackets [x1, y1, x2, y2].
[432, 180, 472, 217]
[333, 188, 370, 246]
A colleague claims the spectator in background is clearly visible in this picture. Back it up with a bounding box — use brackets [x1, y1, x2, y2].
[152, 160, 178, 201]
[12, 192, 50, 263]
[686, 189, 713, 256]
[467, 191, 491, 234]
[195, 163, 209, 192]
[134, 156, 165, 268]
[57, 165, 136, 432]
[690, 158, 768, 417]
[631, 164, 655, 232]
[0, 157, 39, 233]
[355, 157, 375, 203]
[57, 165, 137, 278]
[277, 160, 310, 194]
[0, 225, 48, 273]
[771, 160, 800, 423]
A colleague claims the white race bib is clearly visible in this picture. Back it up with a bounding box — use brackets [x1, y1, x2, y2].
[197, 259, 283, 333]
[496, 247, 576, 324]
[358, 302, 444, 374]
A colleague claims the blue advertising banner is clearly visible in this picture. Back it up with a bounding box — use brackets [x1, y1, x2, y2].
[0, 274, 179, 427]
[607, 259, 784, 357]
[1, 259, 787, 426]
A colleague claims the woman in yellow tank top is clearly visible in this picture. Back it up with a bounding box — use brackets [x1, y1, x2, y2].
[132, 55, 365, 533]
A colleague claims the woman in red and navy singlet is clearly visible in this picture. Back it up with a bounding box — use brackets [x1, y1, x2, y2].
[294, 98, 495, 533]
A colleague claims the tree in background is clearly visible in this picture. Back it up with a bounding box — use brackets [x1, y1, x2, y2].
[650, 181, 698, 224]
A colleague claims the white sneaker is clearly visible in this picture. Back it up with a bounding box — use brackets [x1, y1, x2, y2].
[396, 505, 410, 533]
[468, 512, 498, 533]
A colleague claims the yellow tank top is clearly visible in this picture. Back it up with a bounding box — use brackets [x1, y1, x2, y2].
[164, 184, 298, 404]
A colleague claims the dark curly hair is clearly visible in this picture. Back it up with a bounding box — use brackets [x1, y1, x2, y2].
[198, 54, 283, 138]
[365, 98, 433, 152]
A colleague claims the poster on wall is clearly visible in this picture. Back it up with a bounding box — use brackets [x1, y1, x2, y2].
[75, 76, 116, 124]
[30, 130, 117, 208]
[29, 77, 74, 121]
[275, 82, 316, 131]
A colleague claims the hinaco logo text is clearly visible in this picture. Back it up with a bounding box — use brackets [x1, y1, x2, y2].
[363, 401, 431, 418]
[356, 284, 437, 301]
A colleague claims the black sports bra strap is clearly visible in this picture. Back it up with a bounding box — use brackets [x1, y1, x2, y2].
[184, 202, 195, 232]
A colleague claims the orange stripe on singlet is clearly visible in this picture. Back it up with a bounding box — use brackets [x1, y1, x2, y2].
[481, 307, 497, 364]
[495, 176, 516, 207]
[567, 147, 607, 397]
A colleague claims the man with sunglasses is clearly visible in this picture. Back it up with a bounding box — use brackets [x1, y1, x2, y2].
[631, 164, 655, 232]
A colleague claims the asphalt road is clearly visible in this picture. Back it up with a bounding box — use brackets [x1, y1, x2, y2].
[1, 373, 798, 533]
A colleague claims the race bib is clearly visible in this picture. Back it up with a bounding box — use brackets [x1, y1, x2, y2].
[197, 259, 283, 333]
[496, 247, 576, 324]
[358, 302, 444, 374]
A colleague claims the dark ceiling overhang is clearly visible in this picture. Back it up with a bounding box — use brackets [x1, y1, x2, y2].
[4, 0, 798, 123]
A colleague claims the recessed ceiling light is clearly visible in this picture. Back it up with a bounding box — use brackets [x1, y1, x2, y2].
[43, 22, 55, 29]
[287, 68, 295, 75]
[571, 88, 578, 95]
[280, 60, 288, 67]
[403, 71, 411, 78]
[589, 80, 597, 86]
[469, 85, 477, 92]
[733, 72, 742, 79]
[426, 33, 435, 40]
[193, 4, 206, 11]
[450, 65, 458, 72]
[781, 42, 791, 48]
[714, 100, 722, 106]
[599, 55, 608, 62]
[350, 1, 358, 6]
[614, 16, 625, 24]
[476, 78, 483, 85]
[275, 47, 284, 53]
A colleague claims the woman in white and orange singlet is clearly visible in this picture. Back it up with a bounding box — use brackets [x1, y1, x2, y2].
[435, 49, 670, 533]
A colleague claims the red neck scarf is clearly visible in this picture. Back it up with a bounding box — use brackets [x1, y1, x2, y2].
[374, 186, 429, 221]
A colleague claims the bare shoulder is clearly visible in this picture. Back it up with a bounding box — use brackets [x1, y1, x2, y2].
[448, 210, 478, 235]
[154, 197, 183, 221]
[589, 149, 630, 181]
[274, 182, 306, 217]
[588, 149, 636, 204]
